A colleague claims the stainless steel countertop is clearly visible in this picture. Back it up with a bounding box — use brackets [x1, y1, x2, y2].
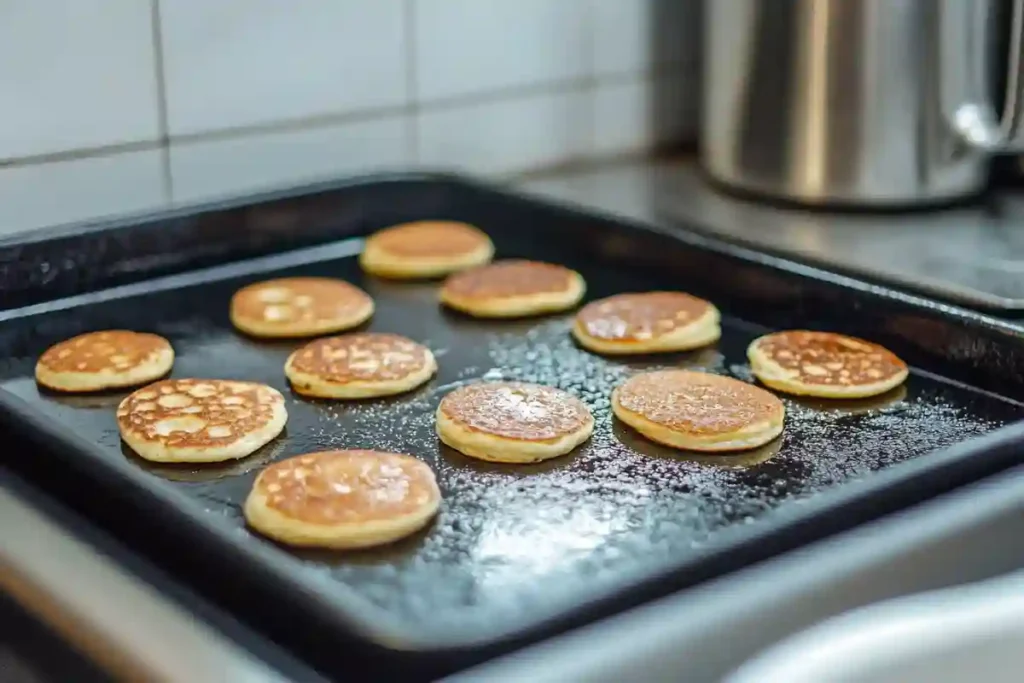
[0, 480, 294, 682]
[515, 156, 1024, 314]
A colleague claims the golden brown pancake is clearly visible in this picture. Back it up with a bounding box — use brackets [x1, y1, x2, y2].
[229, 277, 373, 338]
[285, 332, 437, 399]
[35, 330, 174, 393]
[439, 260, 586, 318]
[243, 449, 441, 549]
[359, 220, 494, 279]
[612, 370, 785, 452]
[117, 379, 287, 463]
[572, 291, 721, 354]
[748, 330, 909, 398]
[436, 381, 594, 463]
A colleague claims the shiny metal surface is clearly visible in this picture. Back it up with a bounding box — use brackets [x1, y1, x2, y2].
[724, 571, 1024, 683]
[516, 156, 1024, 311]
[702, 0, 1023, 207]
[0, 485, 290, 683]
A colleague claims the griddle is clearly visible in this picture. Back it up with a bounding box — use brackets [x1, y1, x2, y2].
[2, 173, 1024, 680]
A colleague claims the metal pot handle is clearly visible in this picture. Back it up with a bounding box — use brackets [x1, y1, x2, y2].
[940, 0, 1024, 151]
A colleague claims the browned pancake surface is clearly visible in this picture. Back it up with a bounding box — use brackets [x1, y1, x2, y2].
[440, 382, 591, 441]
[442, 260, 575, 300]
[368, 221, 488, 257]
[754, 331, 907, 387]
[288, 333, 431, 383]
[576, 292, 713, 341]
[117, 379, 282, 448]
[254, 450, 439, 525]
[615, 370, 782, 435]
[38, 330, 169, 374]
[230, 277, 371, 327]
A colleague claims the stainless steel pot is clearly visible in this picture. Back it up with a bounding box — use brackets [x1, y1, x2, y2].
[701, 0, 1024, 208]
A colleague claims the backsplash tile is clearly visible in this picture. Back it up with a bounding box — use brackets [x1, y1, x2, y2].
[417, 91, 592, 176]
[0, 150, 165, 238]
[0, 0, 703, 235]
[594, 72, 700, 156]
[159, 0, 407, 136]
[169, 116, 410, 204]
[591, 0, 702, 76]
[414, 0, 590, 102]
[0, 1, 160, 160]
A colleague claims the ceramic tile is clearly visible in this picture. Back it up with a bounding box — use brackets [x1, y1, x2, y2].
[414, 0, 589, 102]
[593, 72, 700, 155]
[159, 0, 407, 136]
[591, 0, 701, 76]
[169, 116, 410, 203]
[0, 150, 166, 237]
[417, 91, 592, 175]
[0, 1, 160, 160]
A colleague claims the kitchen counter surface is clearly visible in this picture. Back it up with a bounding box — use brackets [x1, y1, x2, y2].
[514, 155, 1024, 320]
[4, 155, 1024, 683]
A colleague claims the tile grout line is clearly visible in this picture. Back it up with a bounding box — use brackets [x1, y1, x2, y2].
[403, 0, 420, 164]
[0, 141, 165, 169]
[149, 0, 173, 203]
[0, 68, 691, 170]
[581, 0, 598, 162]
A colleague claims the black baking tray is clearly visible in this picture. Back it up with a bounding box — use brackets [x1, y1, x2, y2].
[3, 173, 1024, 680]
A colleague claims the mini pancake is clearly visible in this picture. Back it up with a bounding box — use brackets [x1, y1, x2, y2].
[117, 379, 287, 463]
[612, 370, 785, 452]
[440, 260, 585, 318]
[748, 330, 909, 399]
[244, 449, 441, 549]
[572, 291, 721, 355]
[230, 277, 373, 338]
[35, 330, 174, 393]
[436, 381, 594, 463]
[285, 332, 437, 399]
[359, 220, 494, 279]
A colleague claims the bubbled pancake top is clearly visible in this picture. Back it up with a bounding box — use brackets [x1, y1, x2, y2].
[368, 221, 489, 257]
[440, 382, 592, 441]
[443, 260, 575, 299]
[38, 331, 169, 373]
[288, 333, 431, 383]
[615, 370, 782, 435]
[231, 277, 371, 325]
[753, 330, 907, 387]
[254, 450, 439, 525]
[117, 379, 283, 447]
[576, 292, 714, 341]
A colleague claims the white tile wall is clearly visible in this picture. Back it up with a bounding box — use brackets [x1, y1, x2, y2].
[169, 117, 410, 203]
[418, 92, 592, 176]
[159, 0, 407, 136]
[0, 1, 160, 160]
[594, 73, 700, 156]
[414, 0, 590, 102]
[0, 0, 701, 237]
[0, 150, 165, 237]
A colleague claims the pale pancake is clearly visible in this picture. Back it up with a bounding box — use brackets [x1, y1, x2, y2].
[612, 370, 785, 452]
[285, 332, 437, 399]
[572, 292, 721, 354]
[436, 381, 594, 463]
[359, 220, 494, 279]
[440, 260, 585, 318]
[244, 450, 441, 549]
[748, 330, 909, 398]
[35, 330, 174, 393]
[117, 379, 287, 463]
[230, 277, 373, 338]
